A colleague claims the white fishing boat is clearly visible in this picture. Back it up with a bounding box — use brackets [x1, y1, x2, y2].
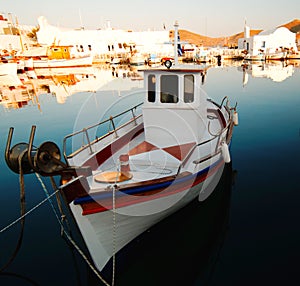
[244, 53, 265, 61]
[4, 22, 238, 278]
[110, 57, 121, 65]
[24, 45, 93, 69]
[286, 51, 300, 59]
[265, 51, 287, 61]
[147, 53, 161, 65]
[129, 53, 146, 66]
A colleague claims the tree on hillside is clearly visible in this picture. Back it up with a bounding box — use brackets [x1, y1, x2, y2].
[27, 25, 40, 41]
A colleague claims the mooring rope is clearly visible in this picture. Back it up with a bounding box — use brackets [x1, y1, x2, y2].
[112, 184, 117, 286]
[0, 152, 26, 272]
[35, 173, 112, 286]
[0, 188, 60, 234]
[0, 173, 112, 286]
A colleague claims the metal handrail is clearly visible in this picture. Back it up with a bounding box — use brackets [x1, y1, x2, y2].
[176, 133, 218, 176]
[63, 102, 143, 162]
[176, 100, 234, 176]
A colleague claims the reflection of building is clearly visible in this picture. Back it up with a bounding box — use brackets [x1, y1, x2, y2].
[1, 65, 143, 108]
[46, 66, 143, 103]
[239, 61, 294, 85]
[0, 74, 44, 109]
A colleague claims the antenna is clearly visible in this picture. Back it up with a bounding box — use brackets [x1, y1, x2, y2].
[174, 21, 179, 65]
[79, 9, 84, 30]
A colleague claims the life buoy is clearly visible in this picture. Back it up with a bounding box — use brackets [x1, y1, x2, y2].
[164, 60, 172, 69]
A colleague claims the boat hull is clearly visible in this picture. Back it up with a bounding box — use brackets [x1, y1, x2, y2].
[265, 52, 287, 61]
[244, 54, 265, 61]
[26, 56, 93, 69]
[69, 156, 225, 272]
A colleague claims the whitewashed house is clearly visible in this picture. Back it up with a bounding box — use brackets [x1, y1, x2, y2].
[36, 16, 173, 62]
[0, 13, 23, 52]
[238, 24, 298, 59]
[0, 13, 34, 52]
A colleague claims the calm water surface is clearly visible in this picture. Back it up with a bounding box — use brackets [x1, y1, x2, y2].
[0, 62, 299, 286]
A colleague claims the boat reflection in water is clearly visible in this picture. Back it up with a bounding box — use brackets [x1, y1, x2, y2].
[239, 60, 295, 86]
[85, 163, 236, 286]
[0, 65, 143, 109]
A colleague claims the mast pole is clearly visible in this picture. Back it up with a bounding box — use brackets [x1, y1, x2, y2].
[174, 21, 179, 65]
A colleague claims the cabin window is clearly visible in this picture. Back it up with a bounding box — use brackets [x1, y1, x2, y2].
[262, 41, 266, 48]
[88, 45, 92, 51]
[148, 74, 156, 102]
[160, 75, 178, 103]
[184, 75, 194, 103]
[118, 43, 122, 49]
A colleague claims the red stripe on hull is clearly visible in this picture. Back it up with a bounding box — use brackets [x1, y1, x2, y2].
[81, 159, 224, 215]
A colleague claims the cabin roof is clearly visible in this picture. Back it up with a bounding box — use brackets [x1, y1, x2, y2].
[141, 65, 208, 74]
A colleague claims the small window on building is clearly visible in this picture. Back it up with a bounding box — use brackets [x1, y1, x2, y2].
[184, 75, 194, 103]
[148, 74, 156, 102]
[118, 43, 122, 49]
[160, 75, 178, 103]
[88, 45, 92, 51]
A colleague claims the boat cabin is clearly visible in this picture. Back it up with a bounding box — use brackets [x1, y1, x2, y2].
[142, 68, 208, 148]
[46, 45, 73, 60]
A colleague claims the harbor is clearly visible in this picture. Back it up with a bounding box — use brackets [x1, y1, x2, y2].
[1, 13, 300, 70]
[1, 59, 299, 286]
[1, 10, 300, 286]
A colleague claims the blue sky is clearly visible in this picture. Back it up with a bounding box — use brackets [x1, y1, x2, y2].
[1, 0, 300, 37]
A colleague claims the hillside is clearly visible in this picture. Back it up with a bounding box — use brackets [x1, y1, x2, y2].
[174, 19, 300, 47]
[280, 19, 300, 33]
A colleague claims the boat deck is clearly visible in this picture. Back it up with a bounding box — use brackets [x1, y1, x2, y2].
[86, 101, 228, 194]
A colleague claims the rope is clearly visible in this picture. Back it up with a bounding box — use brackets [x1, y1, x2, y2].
[0, 271, 40, 286]
[110, 162, 120, 286]
[0, 171, 113, 285]
[35, 173, 112, 286]
[0, 188, 60, 234]
[49, 176, 71, 235]
[0, 152, 26, 272]
[112, 184, 117, 286]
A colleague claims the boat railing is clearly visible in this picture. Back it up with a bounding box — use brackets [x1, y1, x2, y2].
[63, 102, 143, 162]
[176, 104, 233, 176]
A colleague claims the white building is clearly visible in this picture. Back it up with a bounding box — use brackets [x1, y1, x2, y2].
[238, 25, 298, 57]
[36, 16, 174, 60]
[0, 13, 23, 52]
